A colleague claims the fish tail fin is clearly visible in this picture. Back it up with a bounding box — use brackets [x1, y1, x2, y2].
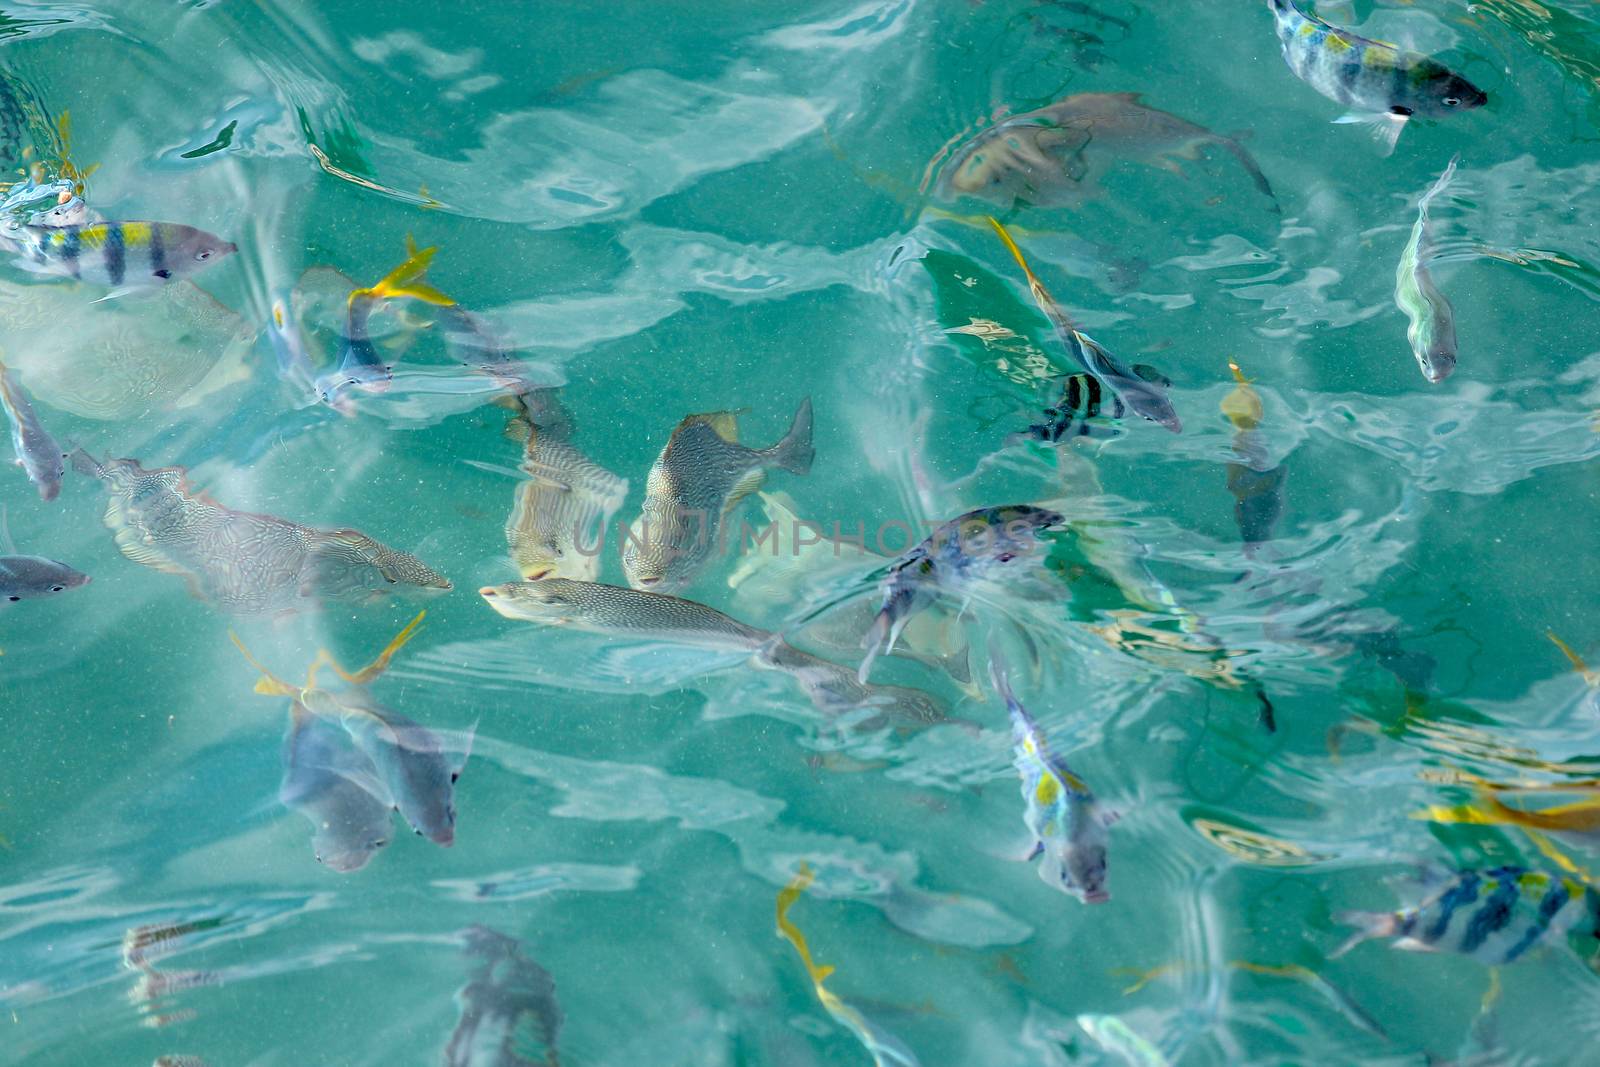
[361, 235, 456, 308]
[770, 397, 815, 475]
[227, 631, 297, 697]
[1332, 111, 1407, 157]
[1330, 910, 1400, 958]
[1548, 629, 1592, 677]
[337, 610, 427, 685]
[1216, 134, 1277, 208]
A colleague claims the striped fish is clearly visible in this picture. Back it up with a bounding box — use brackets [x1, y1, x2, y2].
[447, 926, 564, 1067]
[505, 417, 628, 582]
[0, 357, 63, 500]
[1267, 0, 1487, 154]
[1395, 155, 1460, 383]
[0, 221, 234, 292]
[1333, 866, 1600, 965]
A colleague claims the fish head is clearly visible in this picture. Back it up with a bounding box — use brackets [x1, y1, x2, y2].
[158, 224, 238, 280]
[397, 765, 457, 846]
[479, 579, 584, 623]
[619, 517, 684, 592]
[3, 558, 89, 601]
[1409, 67, 1488, 117]
[1062, 838, 1111, 904]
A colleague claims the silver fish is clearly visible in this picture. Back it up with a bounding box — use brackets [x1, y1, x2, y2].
[0, 357, 62, 500]
[0, 553, 89, 603]
[0, 220, 236, 292]
[503, 412, 628, 582]
[1396, 155, 1460, 383]
[278, 704, 394, 873]
[1268, 0, 1487, 154]
[622, 399, 815, 592]
[446, 926, 563, 1067]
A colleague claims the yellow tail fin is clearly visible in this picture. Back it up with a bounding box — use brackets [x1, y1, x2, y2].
[318, 610, 427, 686]
[353, 235, 456, 309]
[776, 863, 837, 989]
[1548, 630, 1599, 686]
[228, 631, 298, 698]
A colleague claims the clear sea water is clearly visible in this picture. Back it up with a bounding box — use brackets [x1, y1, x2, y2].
[2, 0, 1600, 1064]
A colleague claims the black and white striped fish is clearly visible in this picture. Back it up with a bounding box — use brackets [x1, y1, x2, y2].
[0, 220, 235, 293]
[1021, 366, 1170, 442]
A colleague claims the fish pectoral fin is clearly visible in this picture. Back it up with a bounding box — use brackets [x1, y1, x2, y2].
[1025, 840, 1044, 861]
[1332, 111, 1407, 157]
[722, 467, 766, 517]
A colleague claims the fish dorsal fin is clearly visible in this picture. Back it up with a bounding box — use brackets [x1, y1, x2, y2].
[680, 410, 743, 443]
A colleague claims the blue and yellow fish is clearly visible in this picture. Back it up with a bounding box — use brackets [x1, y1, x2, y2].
[0, 220, 234, 291]
[319, 235, 456, 405]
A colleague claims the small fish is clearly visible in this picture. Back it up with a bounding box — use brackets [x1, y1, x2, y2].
[991, 647, 1115, 903]
[1267, 0, 1487, 154]
[860, 505, 1063, 684]
[319, 235, 456, 405]
[622, 399, 815, 592]
[152, 1057, 211, 1067]
[502, 411, 628, 582]
[0, 221, 235, 293]
[1333, 866, 1600, 965]
[1019, 368, 1168, 443]
[1222, 361, 1286, 552]
[0, 356, 62, 500]
[278, 703, 394, 873]
[446, 926, 564, 1067]
[0, 506, 88, 603]
[1396, 156, 1460, 383]
[1427, 788, 1600, 848]
[1076, 1014, 1170, 1067]
[989, 218, 1181, 432]
[936, 92, 1275, 211]
[480, 578, 772, 652]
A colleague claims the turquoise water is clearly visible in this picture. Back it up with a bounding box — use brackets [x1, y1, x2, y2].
[2, 0, 1600, 1063]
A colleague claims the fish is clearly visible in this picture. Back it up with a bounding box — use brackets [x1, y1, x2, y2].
[1267, 0, 1487, 154]
[318, 235, 457, 405]
[859, 505, 1063, 684]
[0, 221, 236, 293]
[1333, 866, 1600, 964]
[989, 218, 1181, 432]
[0, 506, 89, 603]
[1396, 156, 1460, 383]
[1425, 788, 1600, 848]
[622, 399, 814, 592]
[502, 411, 628, 582]
[991, 647, 1115, 903]
[445, 926, 564, 1067]
[776, 865, 924, 1067]
[1222, 361, 1287, 552]
[0, 356, 63, 500]
[1076, 1014, 1170, 1067]
[278, 703, 394, 872]
[152, 1058, 210, 1067]
[71, 450, 450, 615]
[934, 92, 1275, 211]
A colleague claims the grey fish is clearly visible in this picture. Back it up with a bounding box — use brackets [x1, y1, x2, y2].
[503, 411, 628, 582]
[0, 221, 235, 292]
[446, 926, 563, 1067]
[0, 553, 89, 603]
[278, 704, 394, 873]
[622, 399, 815, 592]
[1396, 155, 1460, 383]
[860, 505, 1064, 684]
[0, 356, 63, 500]
[70, 450, 450, 615]
[1268, 0, 1487, 154]
[936, 92, 1276, 211]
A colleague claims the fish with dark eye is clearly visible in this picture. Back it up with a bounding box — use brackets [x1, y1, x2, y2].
[622, 398, 815, 592]
[990, 648, 1115, 903]
[0, 356, 62, 500]
[445, 926, 564, 1067]
[0, 221, 235, 293]
[859, 505, 1064, 684]
[989, 218, 1181, 432]
[0, 553, 89, 603]
[1333, 866, 1600, 965]
[935, 92, 1275, 211]
[1396, 155, 1460, 383]
[1267, 0, 1487, 154]
[278, 703, 394, 873]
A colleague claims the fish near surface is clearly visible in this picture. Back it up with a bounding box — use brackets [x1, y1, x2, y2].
[1395, 155, 1460, 383]
[503, 410, 628, 582]
[1333, 866, 1600, 965]
[859, 505, 1064, 683]
[0, 221, 235, 292]
[319, 235, 457, 405]
[0, 554, 88, 603]
[622, 398, 815, 593]
[1267, 0, 1487, 154]
[278, 704, 394, 873]
[0, 356, 62, 500]
[445, 925, 563, 1067]
[71, 450, 450, 614]
[1222, 360, 1287, 553]
[991, 649, 1114, 903]
[936, 92, 1275, 211]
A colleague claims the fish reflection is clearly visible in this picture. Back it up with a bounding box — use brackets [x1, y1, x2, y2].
[1396, 157, 1460, 384]
[0, 356, 62, 500]
[933, 93, 1274, 211]
[1222, 361, 1286, 555]
[122, 920, 224, 1029]
[71, 450, 450, 615]
[776, 864, 923, 1067]
[444, 926, 563, 1067]
[622, 399, 815, 593]
[501, 398, 628, 582]
[319, 235, 457, 404]
[0, 221, 235, 295]
[278, 706, 396, 872]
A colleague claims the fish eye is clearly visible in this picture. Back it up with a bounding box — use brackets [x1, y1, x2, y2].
[153, 268, 172, 279]
[415, 828, 423, 836]
[1443, 96, 1460, 107]
[49, 585, 63, 592]
[196, 249, 213, 260]
[7, 595, 18, 602]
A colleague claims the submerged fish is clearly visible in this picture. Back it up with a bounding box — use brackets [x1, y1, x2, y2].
[1425, 788, 1600, 848]
[860, 505, 1063, 684]
[622, 399, 814, 592]
[0, 505, 89, 603]
[1222, 361, 1287, 552]
[1267, 0, 1487, 154]
[991, 649, 1115, 903]
[1396, 156, 1460, 384]
[776, 865, 924, 1067]
[1334, 866, 1600, 964]
[445, 926, 564, 1067]
[0, 221, 235, 293]
[319, 236, 456, 404]
[0, 356, 62, 500]
[989, 218, 1180, 432]
[935, 92, 1275, 211]
[278, 704, 394, 872]
[72, 450, 450, 615]
[502, 409, 628, 582]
